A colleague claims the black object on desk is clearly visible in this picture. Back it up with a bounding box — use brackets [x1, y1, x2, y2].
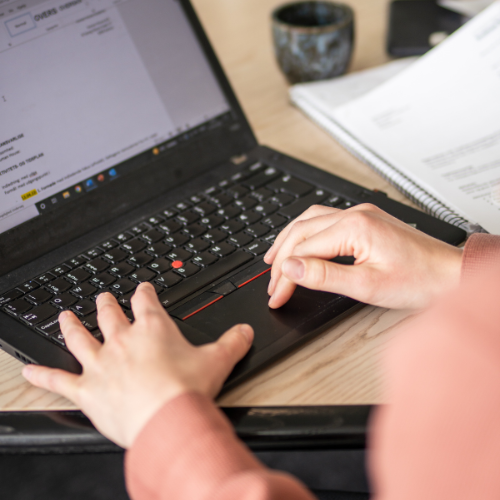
[388, 0, 466, 56]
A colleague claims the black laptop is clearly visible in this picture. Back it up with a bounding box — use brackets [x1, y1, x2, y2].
[0, 0, 465, 392]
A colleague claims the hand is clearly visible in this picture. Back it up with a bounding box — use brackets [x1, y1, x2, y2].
[22, 283, 253, 449]
[265, 204, 463, 310]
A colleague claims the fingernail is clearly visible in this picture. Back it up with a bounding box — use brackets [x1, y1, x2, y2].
[239, 324, 253, 343]
[283, 258, 305, 281]
[22, 365, 33, 378]
[264, 248, 273, 261]
[267, 276, 274, 295]
[96, 292, 107, 303]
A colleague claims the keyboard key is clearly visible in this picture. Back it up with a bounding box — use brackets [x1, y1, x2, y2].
[234, 196, 257, 211]
[158, 251, 253, 308]
[203, 229, 227, 243]
[127, 251, 153, 267]
[161, 208, 177, 219]
[117, 292, 134, 309]
[141, 229, 164, 244]
[165, 233, 190, 247]
[4, 299, 32, 316]
[22, 304, 58, 326]
[266, 175, 314, 196]
[193, 202, 216, 216]
[84, 248, 103, 259]
[229, 259, 271, 288]
[263, 230, 283, 245]
[203, 186, 220, 197]
[176, 211, 199, 225]
[182, 223, 206, 238]
[148, 258, 172, 274]
[192, 252, 218, 268]
[231, 168, 256, 182]
[159, 219, 182, 234]
[71, 300, 97, 316]
[166, 248, 192, 262]
[70, 282, 98, 299]
[145, 242, 171, 257]
[262, 214, 288, 229]
[100, 239, 119, 251]
[325, 195, 345, 207]
[199, 214, 224, 229]
[155, 271, 182, 289]
[207, 192, 232, 207]
[251, 187, 274, 202]
[129, 223, 151, 235]
[85, 258, 109, 274]
[81, 313, 98, 331]
[129, 268, 156, 283]
[65, 268, 91, 284]
[109, 262, 135, 277]
[245, 241, 271, 256]
[227, 185, 249, 198]
[173, 262, 200, 278]
[64, 258, 85, 269]
[36, 316, 61, 336]
[25, 288, 53, 305]
[51, 331, 66, 347]
[220, 219, 245, 234]
[45, 278, 72, 294]
[218, 179, 233, 189]
[0, 289, 23, 306]
[216, 205, 241, 219]
[243, 167, 281, 190]
[210, 242, 236, 257]
[253, 202, 278, 216]
[278, 189, 330, 219]
[17, 281, 39, 294]
[175, 201, 191, 211]
[90, 271, 116, 290]
[121, 239, 147, 254]
[147, 215, 165, 226]
[189, 194, 204, 204]
[51, 265, 72, 277]
[109, 279, 136, 295]
[51, 293, 78, 309]
[336, 200, 356, 210]
[102, 248, 128, 264]
[115, 232, 134, 243]
[245, 223, 269, 239]
[186, 238, 210, 253]
[34, 273, 55, 285]
[170, 292, 224, 321]
[238, 211, 261, 225]
[268, 192, 295, 206]
[227, 232, 253, 248]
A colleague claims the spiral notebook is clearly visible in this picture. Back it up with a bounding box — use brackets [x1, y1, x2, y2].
[290, 1, 500, 235]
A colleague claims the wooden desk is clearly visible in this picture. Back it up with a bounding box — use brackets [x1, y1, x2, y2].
[0, 0, 417, 411]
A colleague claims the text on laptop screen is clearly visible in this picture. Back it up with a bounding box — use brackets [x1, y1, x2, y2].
[0, 0, 230, 235]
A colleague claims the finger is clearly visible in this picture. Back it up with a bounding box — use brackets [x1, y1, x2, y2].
[268, 210, 347, 296]
[264, 205, 339, 265]
[271, 256, 368, 308]
[202, 324, 254, 391]
[96, 292, 131, 339]
[59, 311, 100, 365]
[22, 364, 80, 403]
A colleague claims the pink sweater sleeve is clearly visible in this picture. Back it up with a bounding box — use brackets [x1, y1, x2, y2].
[369, 234, 500, 500]
[125, 391, 315, 500]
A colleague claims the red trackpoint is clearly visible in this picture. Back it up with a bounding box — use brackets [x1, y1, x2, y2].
[171, 260, 183, 269]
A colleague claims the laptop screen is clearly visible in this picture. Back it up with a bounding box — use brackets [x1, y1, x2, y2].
[0, 0, 231, 235]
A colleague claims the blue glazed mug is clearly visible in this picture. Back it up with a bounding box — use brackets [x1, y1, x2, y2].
[272, 1, 355, 84]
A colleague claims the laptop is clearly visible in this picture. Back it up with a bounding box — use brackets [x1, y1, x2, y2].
[0, 0, 465, 392]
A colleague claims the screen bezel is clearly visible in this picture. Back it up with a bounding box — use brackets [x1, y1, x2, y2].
[0, 0, 257, 277]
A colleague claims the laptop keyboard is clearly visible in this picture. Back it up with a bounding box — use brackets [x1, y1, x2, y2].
[0, 162, 356, 352]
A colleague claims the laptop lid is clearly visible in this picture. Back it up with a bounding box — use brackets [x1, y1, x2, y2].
[0, 0, 257, 276]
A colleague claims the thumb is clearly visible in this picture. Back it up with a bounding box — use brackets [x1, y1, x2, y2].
[282, 256, 365, 298]
[206, 324, 254, 387]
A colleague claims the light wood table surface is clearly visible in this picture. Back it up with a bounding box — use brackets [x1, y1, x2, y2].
[0, 0, 418, 411]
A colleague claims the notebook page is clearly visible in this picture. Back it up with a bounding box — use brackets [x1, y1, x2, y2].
[332, 1, 500, 234]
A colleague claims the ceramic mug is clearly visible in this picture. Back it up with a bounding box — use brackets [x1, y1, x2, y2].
[272, 1, 355, 84]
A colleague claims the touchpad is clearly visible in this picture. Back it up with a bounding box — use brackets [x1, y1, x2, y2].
[183, 273, 348, 352]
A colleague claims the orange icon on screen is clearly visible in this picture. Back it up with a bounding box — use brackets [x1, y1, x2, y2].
[63, 191, 70, 199]
[97, 174, 105, 182]
[153, 148, 160, 155]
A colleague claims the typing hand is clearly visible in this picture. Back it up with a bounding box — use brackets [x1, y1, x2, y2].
[265, 204, 463, 310]
[22, 284, 253, 449]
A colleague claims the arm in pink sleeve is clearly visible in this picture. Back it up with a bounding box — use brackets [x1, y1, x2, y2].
[369, 257, 500, 500]
[125, 392, 315, 500]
